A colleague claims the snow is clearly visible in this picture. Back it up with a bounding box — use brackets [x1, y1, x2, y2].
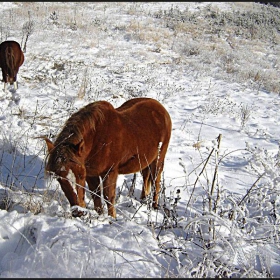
[0, 2, 280, 278]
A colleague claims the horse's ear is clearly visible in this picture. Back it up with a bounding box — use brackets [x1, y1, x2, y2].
[75, 139, 84, 157]
[44, 137, 55, 153]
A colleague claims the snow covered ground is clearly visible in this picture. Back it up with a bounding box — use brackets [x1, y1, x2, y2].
[0, 2, 279, 277]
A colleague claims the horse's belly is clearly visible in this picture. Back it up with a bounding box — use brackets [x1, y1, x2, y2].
[118, 154, 153, 174]
[119, 165, 141, 175]
[86, 157, 148, 176]
[118, 161, 141, 174]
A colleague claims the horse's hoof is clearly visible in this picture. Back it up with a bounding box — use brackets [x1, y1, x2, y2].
[140, 197, 149, 205]
[71, 206, 86, 217]
[152, 203, 159, 210]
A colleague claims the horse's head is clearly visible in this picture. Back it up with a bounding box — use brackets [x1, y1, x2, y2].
[44, 137, 87, 217]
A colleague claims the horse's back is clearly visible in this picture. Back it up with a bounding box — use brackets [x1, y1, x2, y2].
[115, 97, 172, 148]
[117, 97, 163, 112]
[117, 97, 171, 129]
[0, 40, 21, 51]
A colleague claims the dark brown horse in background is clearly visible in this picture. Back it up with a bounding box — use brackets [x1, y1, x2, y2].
[0, 40, 24, 92]
[44, 97, 172, 218]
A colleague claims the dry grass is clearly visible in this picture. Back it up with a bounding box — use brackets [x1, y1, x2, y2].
[5, 2, 279, 94]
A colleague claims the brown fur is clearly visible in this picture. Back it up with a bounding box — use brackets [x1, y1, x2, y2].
[44, 97, 172, 218]
[0, 40, 24, 90]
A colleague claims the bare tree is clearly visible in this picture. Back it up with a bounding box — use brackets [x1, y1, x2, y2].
[21, 11, 35, 53]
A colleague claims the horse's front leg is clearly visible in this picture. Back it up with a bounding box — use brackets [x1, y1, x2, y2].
[102, 171, 118, 219]
[87, 176, 103, 215]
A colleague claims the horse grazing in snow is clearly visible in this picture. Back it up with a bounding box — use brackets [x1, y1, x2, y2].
[0, 40, 24, 92]
[44, 97, 172, 218]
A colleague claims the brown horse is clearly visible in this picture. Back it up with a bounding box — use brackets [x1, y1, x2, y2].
[44, 97, 172, 218]
[0, 40, 24, 92]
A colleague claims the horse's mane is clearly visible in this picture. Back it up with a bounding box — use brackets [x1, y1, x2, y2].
[46, 102, 107, 172]
[55, 101, 106, 146]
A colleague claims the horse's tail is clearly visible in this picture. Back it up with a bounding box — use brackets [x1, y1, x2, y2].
[5, 46, 16, 78]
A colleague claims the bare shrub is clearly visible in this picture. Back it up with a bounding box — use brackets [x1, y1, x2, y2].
[21, 11, 35, 52]
[239, 104, 251, 130]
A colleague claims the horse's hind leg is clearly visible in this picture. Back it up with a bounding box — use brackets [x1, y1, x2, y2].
[13, 73, 18, 90]
[140, 166, 151, 200]
[141, 157, 165, 209]
[151, 160, 164, 209]
[153, 142, 169, 209]
[87, 176, 103, 215]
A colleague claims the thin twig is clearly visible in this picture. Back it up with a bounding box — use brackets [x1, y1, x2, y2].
[185, 144, 215, 211]
[209, 134, 222, 211]
[237, 173, 265, 206]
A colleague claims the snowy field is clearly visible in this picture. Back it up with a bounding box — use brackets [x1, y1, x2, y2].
[0, 2, 280, 277]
